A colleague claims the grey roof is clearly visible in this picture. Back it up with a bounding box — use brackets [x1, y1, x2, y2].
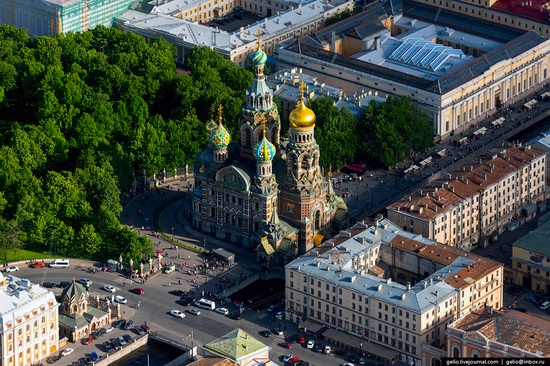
[286, 219, 458, 313]
[513, 219, 550, 257]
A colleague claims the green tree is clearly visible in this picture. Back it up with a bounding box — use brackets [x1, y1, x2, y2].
[358, 96, 433, 168]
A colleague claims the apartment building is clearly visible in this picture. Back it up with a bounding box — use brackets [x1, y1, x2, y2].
[0, 274, 59, 366]
[275, 4, 550, 140]
[115, 0, 353, 67]
[284, 217, 503, 366]
[431, 305, 550, 363]
[511, 218, 550, 294]
[387, 145, 546, 250]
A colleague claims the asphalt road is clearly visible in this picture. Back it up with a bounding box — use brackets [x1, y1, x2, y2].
[14, 264, 356, 366]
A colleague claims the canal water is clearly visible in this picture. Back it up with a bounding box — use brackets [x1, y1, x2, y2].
[109, 340, 184, 366]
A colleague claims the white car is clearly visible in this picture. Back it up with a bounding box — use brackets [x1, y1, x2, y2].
[103, 284, 116, 293]
[61, 348, 74, 357]
[275, 311, 284, 320]
[215, 307, 229, 315]
[282, 354, 294, 363]
[187, 308, 201, 316]
[307, 340, 315, 349]
[170, 310, 186, 318]
[115, 296, 127, 304]
[79, 278, 92, 286]
[4, 266, 18, 273]
[106, 326, 114, 333]
[274, 327, 283, 335]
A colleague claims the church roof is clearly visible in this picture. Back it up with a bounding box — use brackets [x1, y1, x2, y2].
[260, 237, 275, 255]
[61, 280, 86, 301]
[204, 329, 268, 361]
[59, 313, 89, 330]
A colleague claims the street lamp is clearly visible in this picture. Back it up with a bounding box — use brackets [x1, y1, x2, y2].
[360, 342, 363, 357]
[172, 227, 174, 240]
[188, 330, 195, 360]
[203, 238, 206, 253]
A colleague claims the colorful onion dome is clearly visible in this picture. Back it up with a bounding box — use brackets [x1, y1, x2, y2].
[250, 48, 267, 66]
[289, 82, 316, 131]
[254, 128, 276, 162]
[209, 105, 231, 149]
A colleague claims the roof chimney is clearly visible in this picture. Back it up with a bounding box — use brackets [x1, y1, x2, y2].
[387, 278, 392, 285]
[407, 282, 411, 290]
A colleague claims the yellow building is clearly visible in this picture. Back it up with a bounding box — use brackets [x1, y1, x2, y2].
[387, 145, 546, 250]
[285, 216, 503, 366]
[276, 5, 550, 139]
[0, 273, 59, 366]
[511, 219, 550, 294]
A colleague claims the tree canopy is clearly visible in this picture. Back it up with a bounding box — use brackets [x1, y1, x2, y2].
[0, 25, 251, 263]
[357, 96, 434, 168]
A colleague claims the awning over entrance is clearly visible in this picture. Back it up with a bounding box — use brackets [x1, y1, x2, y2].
[313, 233, 324, 246]
[299, 319, 325, 334]
[322, 328, 398, 362]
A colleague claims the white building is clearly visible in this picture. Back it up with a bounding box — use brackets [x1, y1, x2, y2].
[284, 217, 503, 365]
[0, 273, 59, 366]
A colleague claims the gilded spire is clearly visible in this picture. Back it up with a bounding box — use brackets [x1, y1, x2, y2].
[218, 104, 224, 125]
[257, 28, 262, 50]
[298, 81, 306, 100]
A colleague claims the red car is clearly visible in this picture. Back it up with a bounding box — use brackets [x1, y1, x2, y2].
[131, 288, 144, 295]
[140, 324, 150, 333]
[281, 342, 292, 349]
[31, 261, 45, 268]
[82, 335, 94, 345]
[286, 356, 300, 364]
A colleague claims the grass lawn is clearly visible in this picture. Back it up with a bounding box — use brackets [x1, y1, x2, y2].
[1, 249, 60, 263]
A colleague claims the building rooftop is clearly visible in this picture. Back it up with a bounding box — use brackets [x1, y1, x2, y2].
[451, 305, 550, 356]
[286, 218, 501, 312]
[513, 219, 550, 257]
[204, 329, 268, 361]
[492, 0, 550, 24]
[0, 274, 57, 319]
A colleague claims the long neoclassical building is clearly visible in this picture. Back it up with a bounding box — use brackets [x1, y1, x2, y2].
[190, 42, 347, 261]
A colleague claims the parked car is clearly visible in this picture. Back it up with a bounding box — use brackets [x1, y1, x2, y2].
[324, 345, 331, 354]
[525, 295, 539, 305]
[299, 337, 306, 345]
[46, 355, 61, 363]
[103, 284, 116, 293]
[59, 281, 70, 288]
[286, 355, 300, 364]
[103, 341, 113, 353]
[349, 355, 358, 362]
[110, 338, 121, 349]
[234, 13, 244, 19]
[32, 261, 46, 268]
[178, 296, 193, 306]
[506, 286, 522, 296]
[307, 340, 315, 349]
[130, 288, 144, 295]
[540, 301, 550, 310]
[123, 334, 133, 344]
[4, 266, 19, 273]
[228, 312, 241, 320]
[61, 348, 74, 357]
[140, 324, 151, 333]
[134, 326, 145, 335]
[358, 357, 366, 365]
[82, 336, 94, 345]
[118, 320, 127, 329]
[334, 349, 348, 356]
[89, 352, 99, 362]
[42, 281, 56, 288]
[515, 307, 528, 313]
[315, 343, 324, 353]
[117, 335, 127, 346]
[171, 309, 186, 318]
[123, 320, 134, 330]
[282, 354, 294, 363]
[106, 326, 114, 333]
[274, 327, 283, 335]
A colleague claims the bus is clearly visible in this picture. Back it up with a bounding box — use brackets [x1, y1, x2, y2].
[49, 259, 70, 268]
[194, 298, 215, 310]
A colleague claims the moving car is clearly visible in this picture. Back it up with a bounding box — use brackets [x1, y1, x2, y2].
[282, 354, 294, 363]
[275, 311, 285, 320]
[4, 266, 19, 273]
[267, 305, 277, 312]
[115, 295, 127, 304]
[130, 287, 144, 295]
[187, 308, 201, 316]
[215, 307, 229, 315]
[274, 327, 283, 335]
[103, 284, 116, 293]
[164, 264, 176, 273]
[61, 348, 74, 357]
[32, 261, 45, 268]
[259, 330, 271, 338]
[281, 342, 292, 349]
[171, 310, 186, 318]
[306, 340, 315, 349]
[169, 290, 186, 296]
[540, 301, 550, 310]
[178, 297, 193, 306]
[79, 278, 92, 286]
[286, 355, 300, 364]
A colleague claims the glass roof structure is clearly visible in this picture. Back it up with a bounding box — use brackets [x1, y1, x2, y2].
[389, 38, 466, 71]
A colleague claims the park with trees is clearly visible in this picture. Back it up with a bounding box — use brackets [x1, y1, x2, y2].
[0, 24, 433, 262]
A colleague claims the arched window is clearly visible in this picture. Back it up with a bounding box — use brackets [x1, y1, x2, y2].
[431, 358, 441, 366]
[314, 210, 321, 232]
[453, 346, 460, 358]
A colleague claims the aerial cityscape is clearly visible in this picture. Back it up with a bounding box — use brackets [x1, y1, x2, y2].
[0, 0, 549, 364]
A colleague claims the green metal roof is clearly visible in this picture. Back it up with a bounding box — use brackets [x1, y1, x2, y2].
[513, 220, 550, 257]
[204, 329, 268, 361]
[61, 280, 87, 301]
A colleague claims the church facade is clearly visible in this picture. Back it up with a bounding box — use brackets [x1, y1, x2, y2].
[191, 40, 347, 263]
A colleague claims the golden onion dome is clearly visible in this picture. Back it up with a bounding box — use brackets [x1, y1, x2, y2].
[289, 81, 316, 130]
[289, 100, 316, 130]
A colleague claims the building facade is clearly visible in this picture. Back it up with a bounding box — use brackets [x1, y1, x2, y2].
[510, 218, 550, 294]
[0, 274, 59, 366]
[0, 0, 135, 37]
[115, 0, 354, 67]
[190, 43, 346, 259]
[437, 305, 550, 364]
[387, 145, 546, 250]
[284, 217, 503, 366]
[275, 5, 550, 139]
